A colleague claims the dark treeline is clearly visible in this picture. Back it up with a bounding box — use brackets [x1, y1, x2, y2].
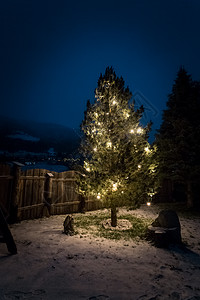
[155, 67, 200, 208]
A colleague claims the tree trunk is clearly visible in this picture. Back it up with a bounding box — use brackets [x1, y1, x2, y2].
[10, 163, 21, 223]
[111, 205, 117, 227]
[186, 180, 193, 208]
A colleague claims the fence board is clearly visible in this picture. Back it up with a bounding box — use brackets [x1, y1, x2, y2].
[0, 164, 102, 221]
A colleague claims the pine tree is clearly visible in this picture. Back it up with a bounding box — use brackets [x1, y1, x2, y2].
[156, 67, 200, 208]
[80, 67, 157, 226]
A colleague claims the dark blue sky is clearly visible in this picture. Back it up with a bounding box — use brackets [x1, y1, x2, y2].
[1, 0, 200, 135]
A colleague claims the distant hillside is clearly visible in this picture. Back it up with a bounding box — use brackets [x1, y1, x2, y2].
[0, 116, 81, 155]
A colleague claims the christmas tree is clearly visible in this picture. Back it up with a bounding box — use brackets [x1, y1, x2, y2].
[80, 67, 157, 226]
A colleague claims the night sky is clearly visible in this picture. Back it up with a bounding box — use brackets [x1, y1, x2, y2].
[1, 0, 200, 135]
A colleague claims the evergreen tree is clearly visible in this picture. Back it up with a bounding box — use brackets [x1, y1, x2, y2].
[156, 67, 200, 208]
[80, 67, 157, 226]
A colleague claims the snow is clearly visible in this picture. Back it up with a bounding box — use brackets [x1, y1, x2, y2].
[22, 162, 69, 172]
[1, 205, 200, 300]
[7, 131, 40, 142]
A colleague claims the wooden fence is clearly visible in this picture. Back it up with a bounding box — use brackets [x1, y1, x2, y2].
[0, 163, 101, 222]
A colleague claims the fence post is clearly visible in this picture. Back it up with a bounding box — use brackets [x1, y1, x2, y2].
[43, 172, 54, 216]
[10, 162, 23, 223]
[0, 206, 17, 254]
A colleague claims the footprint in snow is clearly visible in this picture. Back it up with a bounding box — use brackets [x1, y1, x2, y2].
[88, 296, 110, 300]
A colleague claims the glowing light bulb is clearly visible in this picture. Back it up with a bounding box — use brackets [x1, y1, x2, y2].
[147, 202, 151, 206]
[145, 147, 150, 153]
[130, 129, 134, 134]
[93, 147, 97, 152]
[112, 100, 117, 105]
[138, 164, 141, 169]
[137, 127, 143, 134]
[97, 194, 101, 200]
[125, 113, 129, 118]
[112, 183, 118, 191]
[106, 141, 112, 148]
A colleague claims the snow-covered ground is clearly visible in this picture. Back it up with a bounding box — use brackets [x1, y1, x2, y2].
[22, 162, 69, 173]
[1, 205, 200, 300]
